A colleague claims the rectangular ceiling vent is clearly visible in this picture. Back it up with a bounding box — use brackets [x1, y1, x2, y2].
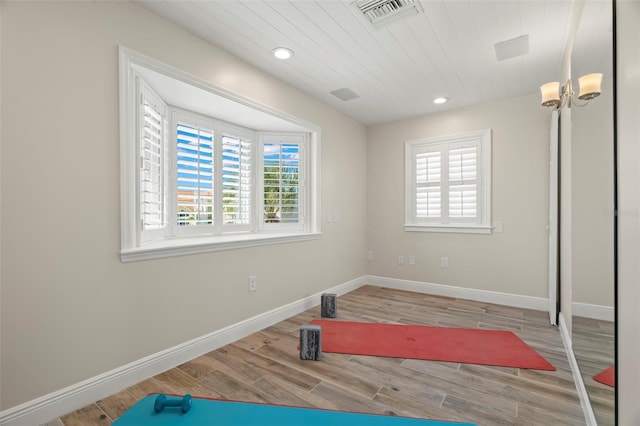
[330, 87, 361, 102]
[353, 0, 423, 30]
[494, 35, 530, 61]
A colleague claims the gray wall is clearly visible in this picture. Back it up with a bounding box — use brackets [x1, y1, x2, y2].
[0, 1, 367, 409]
[366, 93, 550, 297]
[616, 0, 640, 423]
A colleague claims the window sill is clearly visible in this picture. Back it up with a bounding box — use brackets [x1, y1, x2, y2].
[404, 224, 493, 234]
[121, 232, 322, 263]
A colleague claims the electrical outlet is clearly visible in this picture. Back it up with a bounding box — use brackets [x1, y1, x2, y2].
[398, 255, 404, 265]
[408, 255, 416, 265]
[494, 221, 503, 232]
[248, 276, 257, 292]
[440, 257, 449, 268]
[366, 250, 374, 261]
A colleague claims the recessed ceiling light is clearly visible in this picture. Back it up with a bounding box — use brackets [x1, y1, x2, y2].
[271, 47, 294, 60]
[433, 97, 449, 104]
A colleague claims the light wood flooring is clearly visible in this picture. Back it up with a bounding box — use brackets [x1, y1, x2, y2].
[572, 316, 615, 425]
[52, 286, 587, 425]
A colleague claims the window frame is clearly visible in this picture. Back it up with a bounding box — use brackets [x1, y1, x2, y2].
[404, 129, 492, 234]
[119, 46, 321, 262]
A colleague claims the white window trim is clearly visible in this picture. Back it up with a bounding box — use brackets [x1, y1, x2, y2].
[120, 232, 322, 263]
[119, 46, 321, 262]
[403, 224, 493, 234]
[404, 129, 492, 234]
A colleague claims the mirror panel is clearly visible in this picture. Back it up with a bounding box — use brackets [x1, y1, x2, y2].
[571, 1, 615, 424]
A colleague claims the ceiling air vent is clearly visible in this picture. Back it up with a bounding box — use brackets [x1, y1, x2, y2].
[494, 35, 530, 61]
[330, 87, 360, 102]
[353, 0, 424, 30]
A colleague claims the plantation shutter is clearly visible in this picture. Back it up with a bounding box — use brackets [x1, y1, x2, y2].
[408, 136, 484, 226]
[176, 122, 214, 227]
[139, 83, 168, 242]
[448, 143, 479, 221]
[221, 132, 252, 225]
[415, 150, 441, 219]
[262, 136, 303, 227]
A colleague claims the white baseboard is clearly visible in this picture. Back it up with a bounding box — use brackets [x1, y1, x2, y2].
[572, 301, 615, 322]
[0, 277, 367, 426]
[365, 275, 549, 312]
[559, 313, 597, 426]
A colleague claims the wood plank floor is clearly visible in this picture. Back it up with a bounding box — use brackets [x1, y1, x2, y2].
[52, 286, 587, 425]
[572, 316, 615, 426]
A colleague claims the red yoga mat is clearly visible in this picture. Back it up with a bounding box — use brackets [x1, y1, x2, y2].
[310, 320, 555, 371]
[593, 365, 615, 387]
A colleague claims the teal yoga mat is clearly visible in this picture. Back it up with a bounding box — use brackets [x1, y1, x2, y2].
[113, 394, 477, 426]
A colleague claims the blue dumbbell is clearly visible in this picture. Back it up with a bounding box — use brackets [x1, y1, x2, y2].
[154, 394, 192, 413]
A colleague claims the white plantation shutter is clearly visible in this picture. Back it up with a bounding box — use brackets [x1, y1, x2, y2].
[263, 141, 301, 225]
[415, 151, 441, 219]
[139, 83, 168, 242]
[448, 144, 478, 220]
[406, 130, 490, 230]
[172, 112, 255, 235]
[175, 122, 214, 228]
[221, 132, 252, 225]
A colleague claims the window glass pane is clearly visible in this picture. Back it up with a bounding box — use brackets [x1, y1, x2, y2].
[222, 134, 252, 225]
[264, 143, 300, 223]
[449, 184, 477, 218]
[176, 123, 214, 226]
[141, 100, 164, 230]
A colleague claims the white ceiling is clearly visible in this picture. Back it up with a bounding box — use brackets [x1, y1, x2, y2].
[136, 0, 613, 126]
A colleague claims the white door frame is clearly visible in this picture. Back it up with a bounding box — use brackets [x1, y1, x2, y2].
[548, 111, 559, 325]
